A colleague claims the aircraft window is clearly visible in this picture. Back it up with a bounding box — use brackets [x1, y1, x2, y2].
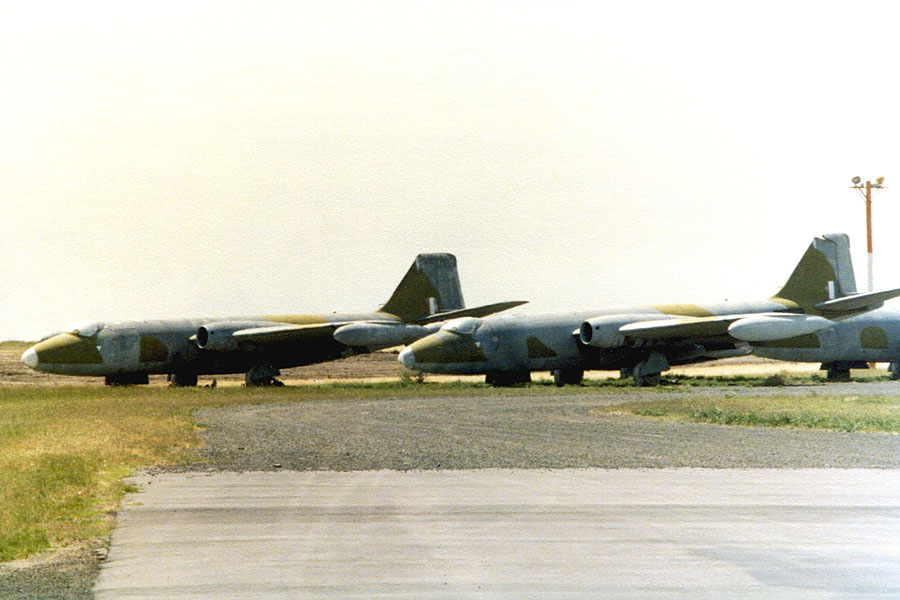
[66, 321, 103, 337]
[441, 317, 481, 336]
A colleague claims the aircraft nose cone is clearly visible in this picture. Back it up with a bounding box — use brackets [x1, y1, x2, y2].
[23, 333, 103, 370]
[399, 331, 488, 374]
[21, 347, 38, 369]
[398, 346, 416, 369]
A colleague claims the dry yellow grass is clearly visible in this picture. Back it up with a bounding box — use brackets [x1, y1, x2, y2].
[0, 386, 208, 561]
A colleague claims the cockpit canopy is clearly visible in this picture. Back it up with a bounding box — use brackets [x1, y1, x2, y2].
[65, 320, 103, 337]
[440, 317, 482, 336]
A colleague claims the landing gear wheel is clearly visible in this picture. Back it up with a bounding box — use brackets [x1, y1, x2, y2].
[891, 362, 900, 381]
[553, 368, 584, 387]
[826, 366, 851, 382]
[168, 372, 198, 387]
[632, 361, 661, 387]
[486, 370, 531, 386]
[643, 373, 662, 387]
[245, 364, 283, 387]
[105, 373, 149, 386]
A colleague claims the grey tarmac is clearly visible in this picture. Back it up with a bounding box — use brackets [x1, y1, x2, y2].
[193, 389, 900, 471]
[95, 468, 900, 599]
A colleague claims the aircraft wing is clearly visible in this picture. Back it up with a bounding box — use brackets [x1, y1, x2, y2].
[618, 313, 837, 344]
[196, 319, 436, 352]
[619, 286, 900, 343]
[233, 322, 343, 343]
[194, 300, 527, 353]
[618, 315, 743, 340]
[194, 319, 398, 351]
[416, 301, 528, 325]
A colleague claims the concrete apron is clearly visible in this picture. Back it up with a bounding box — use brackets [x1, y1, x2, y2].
[95, 469, 900, 599]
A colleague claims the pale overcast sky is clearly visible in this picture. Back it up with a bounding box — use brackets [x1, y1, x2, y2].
[3, 1, 900, 340]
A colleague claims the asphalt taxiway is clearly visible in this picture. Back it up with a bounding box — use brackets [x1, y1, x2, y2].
[94, 468, 900, 599]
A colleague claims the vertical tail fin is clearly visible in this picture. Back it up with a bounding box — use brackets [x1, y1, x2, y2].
[774, 233, 857, 309]
[379, 254, 465, 321]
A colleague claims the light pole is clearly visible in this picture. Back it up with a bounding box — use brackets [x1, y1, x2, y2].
[851, 176, 885, 291]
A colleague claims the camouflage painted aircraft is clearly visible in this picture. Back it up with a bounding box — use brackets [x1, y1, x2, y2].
[747, 303, 900, 381]
[21, 254, 525, 385]
[399, 234, 900, 386]
[747, 266, 900, 381]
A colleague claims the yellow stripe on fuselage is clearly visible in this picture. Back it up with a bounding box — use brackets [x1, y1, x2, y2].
[650, 304, 715, 318]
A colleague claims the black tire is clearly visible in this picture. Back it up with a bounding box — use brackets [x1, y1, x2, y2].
[105, 373, 149, 386]
[169, 372, 198, 387]
[553, 368, 584, 387]
[826, 367, 851, 382]
[486, 370, 531, 387]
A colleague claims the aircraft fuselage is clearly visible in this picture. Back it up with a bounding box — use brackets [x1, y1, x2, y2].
[22, 312, 395, 380]
[400, 300, 789, 377]
[751, 306, 900, 363]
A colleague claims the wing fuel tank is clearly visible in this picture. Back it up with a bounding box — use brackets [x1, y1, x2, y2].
[333, 323, 434, 349]
[727, 314, 834, 342]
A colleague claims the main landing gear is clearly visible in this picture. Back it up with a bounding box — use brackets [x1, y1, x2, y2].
[168, 372, 199, 387]
[821, 361, 868, 382]
[552, 368, 584, 387]
[245, 364, 284, 387]
[631, 368, 661, 387]
[486, 370, 531, 386]
[105, 373, 149, 385]
[625, 351, 670, 387]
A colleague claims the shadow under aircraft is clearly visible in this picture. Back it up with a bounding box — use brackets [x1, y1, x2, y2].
[399, 234, 900, 386]
[22, 254, 525, 386]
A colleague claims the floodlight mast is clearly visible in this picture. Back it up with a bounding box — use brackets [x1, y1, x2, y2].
[851, 177, 885, 291]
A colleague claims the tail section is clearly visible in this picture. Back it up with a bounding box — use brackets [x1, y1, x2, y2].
[773, 233, 857, 309]
[380, 254, 465, 322]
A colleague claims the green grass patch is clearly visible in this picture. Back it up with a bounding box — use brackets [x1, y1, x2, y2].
[603, 395, 900, 433]
[657, 371, 889, 387]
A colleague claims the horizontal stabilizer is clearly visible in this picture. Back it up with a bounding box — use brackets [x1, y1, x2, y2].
[727, 314, 833, 342]
[416, 301, 528, 325]
[814, 287, 900, 313]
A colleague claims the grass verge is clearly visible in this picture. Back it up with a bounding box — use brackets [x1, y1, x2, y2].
[603, 395, 900, 433]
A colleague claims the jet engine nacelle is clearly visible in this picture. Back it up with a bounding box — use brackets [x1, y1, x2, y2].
[579, 314, 655, 348]
[195, 321, 267, 351]
[333, 322, 437, 349]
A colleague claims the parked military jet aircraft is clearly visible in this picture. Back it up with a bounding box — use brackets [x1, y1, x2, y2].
[22, 254, 525, 385]
[399, 234, 900, 386]
[748, 293, 900, 380]
[746, 306, 900, 380]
